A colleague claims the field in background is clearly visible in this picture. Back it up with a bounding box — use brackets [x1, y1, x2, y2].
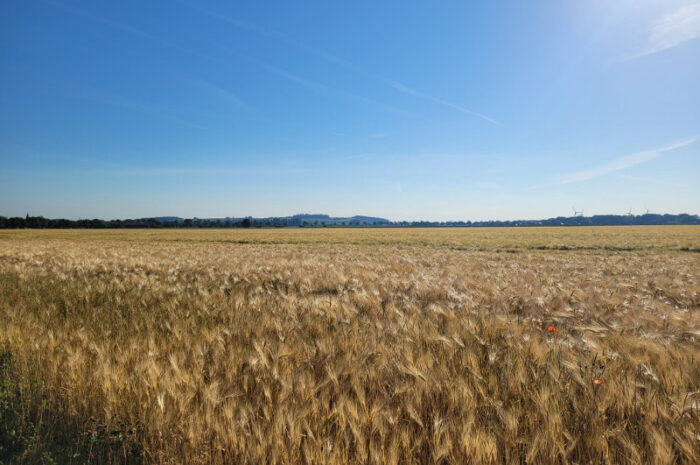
[1, 225, 699, 251]
[1, 226, 699, 464]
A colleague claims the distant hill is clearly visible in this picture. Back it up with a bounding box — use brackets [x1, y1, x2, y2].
[152, 214, 391, 226]
[1, 213, 698, 229]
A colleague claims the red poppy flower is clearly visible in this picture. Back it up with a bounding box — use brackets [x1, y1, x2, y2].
[594, 379, 604, 386]
[548, 326, 555, 333]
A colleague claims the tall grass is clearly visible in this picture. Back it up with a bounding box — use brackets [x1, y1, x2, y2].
[1, 229, 699, 464]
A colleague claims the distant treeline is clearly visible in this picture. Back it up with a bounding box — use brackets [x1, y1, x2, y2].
[1, 213, 699, 229]
[0, 216, 251, 229]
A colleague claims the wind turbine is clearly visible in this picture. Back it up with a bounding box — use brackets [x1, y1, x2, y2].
[572, 207, 583, 217]
[627, 208, 633, 216]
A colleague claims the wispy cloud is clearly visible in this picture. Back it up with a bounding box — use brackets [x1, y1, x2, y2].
[43, 0, 215, 62]
[183, 2, 497, 124]
[558, 136, 697, 184]
[109, 168, 243, 176]
[635, 3, 700, 58]
[187, 79, 248, 110]
[179, 0, 368, 73]
[386, 80, 500, 125]
[42, 1, 265, 122]
[107, 163, 324, 177]
[75, 86, 210, 130]
[49, 0, 492, 123]
[256, 62, 328, 93]
[219, 51, 419, 118]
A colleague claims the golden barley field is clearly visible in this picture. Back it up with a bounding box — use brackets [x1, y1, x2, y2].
[1, 226, 699, 464]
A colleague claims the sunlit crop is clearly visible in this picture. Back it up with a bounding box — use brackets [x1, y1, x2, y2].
[1, 227, 699, 464]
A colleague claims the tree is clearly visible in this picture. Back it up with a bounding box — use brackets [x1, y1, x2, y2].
[242, 218, 251, 228]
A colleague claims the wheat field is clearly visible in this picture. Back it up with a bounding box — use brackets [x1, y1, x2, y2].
[1, 227, 699, 464]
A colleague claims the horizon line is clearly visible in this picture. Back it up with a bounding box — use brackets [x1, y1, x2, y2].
[4, 211, 698, 224]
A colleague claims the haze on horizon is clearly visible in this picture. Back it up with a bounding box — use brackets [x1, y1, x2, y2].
[1, 0, 699, 222]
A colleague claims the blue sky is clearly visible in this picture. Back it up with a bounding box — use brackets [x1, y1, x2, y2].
[1, 0, 698, 221]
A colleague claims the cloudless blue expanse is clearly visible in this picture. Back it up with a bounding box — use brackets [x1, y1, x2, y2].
[1, 0, 698, 220]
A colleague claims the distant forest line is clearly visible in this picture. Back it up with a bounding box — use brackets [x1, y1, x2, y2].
[1, 213, 699, 229]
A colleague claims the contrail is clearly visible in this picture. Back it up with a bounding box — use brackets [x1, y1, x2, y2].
[182, 1, 499, 124]
[558, 136, 697, 184]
